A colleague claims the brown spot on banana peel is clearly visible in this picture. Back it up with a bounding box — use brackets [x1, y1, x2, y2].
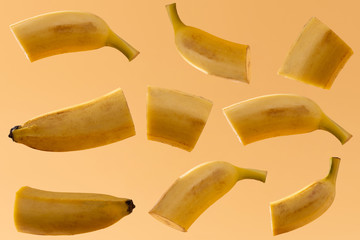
[8, 125, 21, 140]
[182, 33, 220, 61]
[51, 22, 97, 34]
[264, 105, 310, 117]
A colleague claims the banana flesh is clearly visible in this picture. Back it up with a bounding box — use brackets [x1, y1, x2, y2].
[223, 94, 352, 145]
[147, 86, 213, 151]
[270, 157, 340, 235]
[149, 161, 267, 232]
[166, 3, 250, 82]
[278, 17, 353, 89]
[10, 11, 139, 62]
[9, 88, 135, 151]
[14, 186, 135, 235]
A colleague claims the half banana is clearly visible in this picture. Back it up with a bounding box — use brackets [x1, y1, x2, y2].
[223, 94, 352, 145]
[270, 157, 340, 235]
[9, 88, 135, 151]
[278, 17, 353, 89]
[15, 186, 135, 235]
[10, 11, 139, 62]
[149, 161, 267, 232]
[166, 3, 250, 82]
[147, 86, 213, 151]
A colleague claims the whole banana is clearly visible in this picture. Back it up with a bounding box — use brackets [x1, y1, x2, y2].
[14, 186, 135, 235]
[278, 17, 353, 89]
[270, 157, 340, 235]
[223, 94, 352, 145]
[166, 3, 250, 82]
[9, 88, 135, 151]
[147, 86, 213, 152]
[10, 11, 139, 62]
[149, 161, 267, 232]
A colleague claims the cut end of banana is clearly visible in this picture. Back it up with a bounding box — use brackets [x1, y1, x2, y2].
[278, 17, 353, 89]
[149, 211, 187, 232]
[146, 86, 213, 151]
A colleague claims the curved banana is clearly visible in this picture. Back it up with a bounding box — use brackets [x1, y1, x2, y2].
[223, 94, 352, 145]
[147, 86, 213, 152]
[10, 11, 139, 62]
[149, 161, 267, 232]
[270, 157, 340, 235]
[166, 3, 250, 82]
[278, 17, 353, 89]
[9, 88, 135, 151]
[14, 186, 135, 235]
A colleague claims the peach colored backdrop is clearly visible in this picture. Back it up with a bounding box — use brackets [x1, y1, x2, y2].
[1, 0, 359, 239]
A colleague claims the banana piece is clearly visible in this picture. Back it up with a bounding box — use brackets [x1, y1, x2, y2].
[14, 186, 135, 235]
[149, 161, 267, 232]
[10, 11, 139, 62]
[147, 86, 213, 152]
[278, 17, 353, 89]
[166, 3, 250, 82]
[9, 88, 135, 151]
[270, 157, 340, 235]
[223, 94, 352, 145]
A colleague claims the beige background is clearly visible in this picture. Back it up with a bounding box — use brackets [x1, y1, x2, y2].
[1, 0, 359, 239]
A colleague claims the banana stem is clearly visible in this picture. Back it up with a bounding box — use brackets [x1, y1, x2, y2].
[319, 114, 352, 144]
[106, 30, 139, 61]
[326, 157, 341, 184]
[238, 168, 267, 183]
[166, 3, 185, 31]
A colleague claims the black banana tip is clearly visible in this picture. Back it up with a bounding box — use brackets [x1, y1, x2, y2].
[8, 125, 21, 140]
[126, 199, 136, 213]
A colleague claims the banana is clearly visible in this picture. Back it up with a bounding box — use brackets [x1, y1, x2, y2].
[9, 88, 135, 151]
[166, 3, 250, 82]
[14, 186, 135, 235]
[147, 86, 213, 152]
[270, 157, 340, 235]
[278, 17, 353, 89]
[223, 94, 352, 145]
[10, 11, 139, 62]
[149, 161, 267, 232]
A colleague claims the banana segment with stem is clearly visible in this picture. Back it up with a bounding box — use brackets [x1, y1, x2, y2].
[9, 88, 135, 151]
[147, 86, 213, 152]
[149, 161, 267, 232]
[10, 11, 139, 62]
[278, 17, 353, 89]
[166, 3, 250, 82]
[14, 186, 135, 235]
[223, 94, 352, 145]
[270, 157, 340, 235]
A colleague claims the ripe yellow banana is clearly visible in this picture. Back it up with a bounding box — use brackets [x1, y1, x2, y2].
[14, 186, 135, 235]
[147, 86, 213, 152]
[166, 3, 250, 82]
[223, 94, 352, 145]
[149, 161, 267, 232]
[10, 11, 139, 62]
[270, 157, 340, 235]
[278, 17, 353, 89]
[9, 88, 135, 151]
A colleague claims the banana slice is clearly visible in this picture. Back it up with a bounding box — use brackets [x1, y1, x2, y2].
[278, 17, 353, 89]
[10, 11, 139, 62]
[166, 3, 250, 82]
[270, 157, 340, 235]
[147, 86, 212, 151]
[149, 161, 267, 232]
[223, 94, 352, 145]
[14, 186, 135, 235]
[9, 88, 135, 151]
